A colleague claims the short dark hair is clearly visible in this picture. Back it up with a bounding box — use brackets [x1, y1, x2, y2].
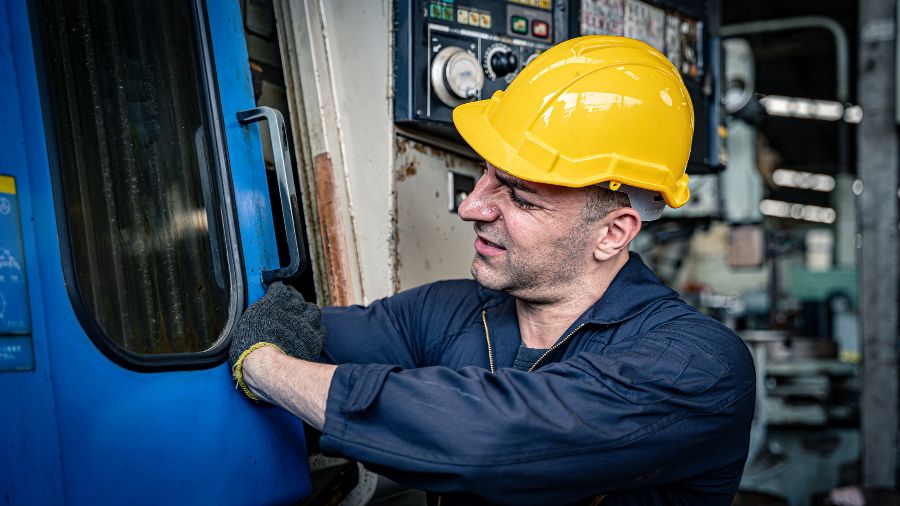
[581, 185, 632, 222]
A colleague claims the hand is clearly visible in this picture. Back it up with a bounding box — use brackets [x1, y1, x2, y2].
[229, 282, 326, 400]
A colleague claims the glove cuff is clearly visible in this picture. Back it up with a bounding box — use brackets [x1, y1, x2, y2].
[232, 341, 285, 401]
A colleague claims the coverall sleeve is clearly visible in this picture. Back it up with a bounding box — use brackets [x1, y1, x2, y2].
[320, 281, 475, 369]
[318, 318, 756, 505]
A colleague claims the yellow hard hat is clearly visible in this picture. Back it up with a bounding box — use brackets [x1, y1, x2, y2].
[453, 35, 694, 209]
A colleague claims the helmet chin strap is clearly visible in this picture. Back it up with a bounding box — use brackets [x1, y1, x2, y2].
[599, 182, 666, 222]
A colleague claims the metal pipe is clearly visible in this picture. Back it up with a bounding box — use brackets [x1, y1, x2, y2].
[858, 0, 899, 487]
[720, 16, 849, 103]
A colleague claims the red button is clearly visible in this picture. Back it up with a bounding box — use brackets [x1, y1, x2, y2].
[532, 20, 549, 38]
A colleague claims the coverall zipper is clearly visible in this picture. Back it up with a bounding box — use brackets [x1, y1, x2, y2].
[444, 312, 589, 506]
[527, 322, 587, 372]
[482, 310, 587, 373]
[481, 310, 496, 373]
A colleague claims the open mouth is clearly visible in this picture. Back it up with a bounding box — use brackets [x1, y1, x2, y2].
[479, 236, 504, 249]
[475, 235, 506, 256]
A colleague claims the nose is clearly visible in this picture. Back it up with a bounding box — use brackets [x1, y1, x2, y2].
[458, 173, 500, 223]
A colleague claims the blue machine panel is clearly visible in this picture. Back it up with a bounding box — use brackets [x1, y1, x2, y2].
[0, 0, 311, 502]
[0, 174, 33, 371]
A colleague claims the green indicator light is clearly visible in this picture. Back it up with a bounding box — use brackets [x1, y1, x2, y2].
[511, 16, 528, 34]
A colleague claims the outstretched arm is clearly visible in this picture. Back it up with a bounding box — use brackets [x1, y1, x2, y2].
[230, 283, 754, 504]
[241, 346, 335, 430]
[240, 323, 754, 505]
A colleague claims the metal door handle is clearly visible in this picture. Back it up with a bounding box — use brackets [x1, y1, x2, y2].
[237, 106, 305, 285]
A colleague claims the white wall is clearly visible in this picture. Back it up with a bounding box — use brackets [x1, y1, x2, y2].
[278, 0, 479, 304]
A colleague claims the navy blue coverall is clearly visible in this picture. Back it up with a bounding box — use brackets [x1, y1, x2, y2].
[319, 253, 755, 505]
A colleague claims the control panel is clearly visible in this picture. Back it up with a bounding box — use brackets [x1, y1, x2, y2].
[394, 0, 563, 137]
[394, 0, 722, 173]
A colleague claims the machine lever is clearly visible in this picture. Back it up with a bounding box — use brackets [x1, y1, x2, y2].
[237, 106, 306, 285]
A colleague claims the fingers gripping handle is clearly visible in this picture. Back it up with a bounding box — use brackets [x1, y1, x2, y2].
[237, 106, 306, 285]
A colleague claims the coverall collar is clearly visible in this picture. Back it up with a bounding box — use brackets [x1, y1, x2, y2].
[587, 251, 680, 325]
[479, 253, 680, 367]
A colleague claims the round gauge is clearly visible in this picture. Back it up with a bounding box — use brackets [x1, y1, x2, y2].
[445, 51, 482, 97]
[431, 46, 484, 107]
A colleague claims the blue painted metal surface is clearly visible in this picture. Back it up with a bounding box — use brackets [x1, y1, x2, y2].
[0, 1, 64, 502]
[0, 0, 311, 503]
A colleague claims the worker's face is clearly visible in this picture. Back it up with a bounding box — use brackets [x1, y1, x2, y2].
[457, 163, 597, 302]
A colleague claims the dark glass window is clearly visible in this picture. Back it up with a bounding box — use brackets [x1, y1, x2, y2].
[37, 0, 235, 357]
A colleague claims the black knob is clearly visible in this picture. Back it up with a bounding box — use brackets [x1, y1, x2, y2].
[490, 50, 519, 77]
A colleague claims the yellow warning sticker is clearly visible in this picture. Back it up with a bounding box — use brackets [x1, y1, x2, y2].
[0, 175, 16, 195]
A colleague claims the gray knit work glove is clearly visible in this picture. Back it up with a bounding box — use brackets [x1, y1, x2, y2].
[229, 281, 325, 401]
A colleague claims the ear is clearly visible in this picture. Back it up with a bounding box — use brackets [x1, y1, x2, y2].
[593, 208, 642, 261]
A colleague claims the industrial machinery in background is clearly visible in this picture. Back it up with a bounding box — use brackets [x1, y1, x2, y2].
[394, 0, 724, 176]
[394, 0, 558, 135]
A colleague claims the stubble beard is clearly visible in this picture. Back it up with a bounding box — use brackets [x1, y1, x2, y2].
[471, 224, 590, 303]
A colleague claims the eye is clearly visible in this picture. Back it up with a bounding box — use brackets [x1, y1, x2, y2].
[508, 188, 537, 209]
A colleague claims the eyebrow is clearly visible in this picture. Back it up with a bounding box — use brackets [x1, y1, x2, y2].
[495, 171, 539, 194]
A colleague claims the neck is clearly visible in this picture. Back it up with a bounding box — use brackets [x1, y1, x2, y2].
[516, 253, 629, 349]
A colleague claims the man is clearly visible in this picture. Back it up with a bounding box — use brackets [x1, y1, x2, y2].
[230, 35, 755, 505]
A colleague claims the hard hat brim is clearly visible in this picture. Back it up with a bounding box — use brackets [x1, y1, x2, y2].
[453, 98, 575, 186]
[453, 99, 690, 209]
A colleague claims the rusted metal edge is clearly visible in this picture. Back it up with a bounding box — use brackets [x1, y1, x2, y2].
[314, 152, 354, 306]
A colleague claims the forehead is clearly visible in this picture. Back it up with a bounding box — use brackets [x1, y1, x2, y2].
[488, 162, 583, 200]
